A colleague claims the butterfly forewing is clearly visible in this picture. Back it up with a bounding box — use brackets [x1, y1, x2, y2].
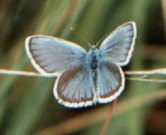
[25, 36, 87, 76]
[97, 62, 124, 103]
[54, 65, 94, 108]
[99, 22, 136, 66]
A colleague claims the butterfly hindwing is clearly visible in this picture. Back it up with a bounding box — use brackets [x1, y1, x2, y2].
[97, 62, 124, 103]
[54, 65, 94, 108]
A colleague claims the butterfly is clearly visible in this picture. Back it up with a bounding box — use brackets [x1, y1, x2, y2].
[25, 22, 136, 108]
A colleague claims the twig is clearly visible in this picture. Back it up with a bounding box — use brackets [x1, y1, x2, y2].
[126, 78, 166, 83]
[0, 68, 165, 82]
[125, 68, 166, 75]
[0, 69, 41, 77]
[0, 68, 166, 76]
[100, 101, 116, 135]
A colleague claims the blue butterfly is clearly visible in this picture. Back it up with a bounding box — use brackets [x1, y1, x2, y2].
[25, 22, 136, 108]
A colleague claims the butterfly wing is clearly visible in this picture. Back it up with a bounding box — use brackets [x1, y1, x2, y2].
[97, 62, 124, 103]
[99, 22, 136, 66]
[25, 35, 87, 76]
[54, 65, 95, 108]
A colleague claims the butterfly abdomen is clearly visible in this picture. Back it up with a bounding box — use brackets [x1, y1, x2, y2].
[86, 48, 100, 98]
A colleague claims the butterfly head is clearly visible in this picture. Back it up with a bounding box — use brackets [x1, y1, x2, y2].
[91, 44, 96, 49]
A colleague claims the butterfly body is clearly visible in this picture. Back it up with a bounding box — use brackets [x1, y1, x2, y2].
[87, 48, 99, 70]
[25, 22, 136, 108]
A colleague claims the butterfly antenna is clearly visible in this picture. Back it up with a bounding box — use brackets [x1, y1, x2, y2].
[95, 34, 108, 48]
[95, 38, 103, 48]
[70, 27, 92, 48]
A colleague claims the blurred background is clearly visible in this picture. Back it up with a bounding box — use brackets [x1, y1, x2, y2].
[0, 0, 165, 135]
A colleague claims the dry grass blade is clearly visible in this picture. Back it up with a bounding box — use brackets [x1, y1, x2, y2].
[100, 101, 116, 135]
[126, 78, 166, 83]
[0, 69, 41, 77]
[125, 68, 166, 75]
[34, 90, 166, 135]
[162, 0, 166, 31]
[0, 68, 166, 76]
[0, 68, 165, 82]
